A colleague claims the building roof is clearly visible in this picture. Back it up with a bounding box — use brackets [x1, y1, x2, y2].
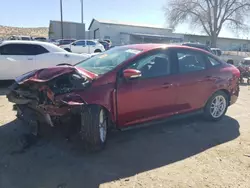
[50, 20, 85, 25]
[182, 33, 250, 42]
[121, 32, 184, 39]
[88, 18, 172, 31]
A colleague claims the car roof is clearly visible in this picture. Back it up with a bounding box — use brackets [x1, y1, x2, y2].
[0, 40, 66, 52]
[1, 40, 48, 45]
[122, 43, 210, 53]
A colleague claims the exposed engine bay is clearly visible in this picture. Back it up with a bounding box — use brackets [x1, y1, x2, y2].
[7, 66, 91, 136]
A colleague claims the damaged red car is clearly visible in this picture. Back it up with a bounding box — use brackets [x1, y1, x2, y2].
[7, 44, 240, 151]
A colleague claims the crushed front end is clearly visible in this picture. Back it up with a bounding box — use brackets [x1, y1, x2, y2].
[7, 66, 92, 136]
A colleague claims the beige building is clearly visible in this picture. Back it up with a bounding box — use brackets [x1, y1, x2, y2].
[87, 18, 250, 51]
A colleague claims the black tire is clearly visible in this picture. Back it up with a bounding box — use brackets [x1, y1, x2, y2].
[203, 91, 229, 121]
[80, 105, 108, 151]
[247, 79, 250, 85]
[94, 49, 102, 53]
[64, 48, 71, 52]
[240, 77, 244, 84]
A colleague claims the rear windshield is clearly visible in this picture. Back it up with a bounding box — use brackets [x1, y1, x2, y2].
[21, 37, 31, 40]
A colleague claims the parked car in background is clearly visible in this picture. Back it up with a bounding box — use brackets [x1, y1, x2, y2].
[103, 39, 112, 48]
[56, 39, 76, 47]
[0, 40, 92, 80]
[7, 44, 240, 151]
[181, 42, 213, 53]
[237, 57, 250, 84]
[211, 48, 222, 56]
[7, 35, 33, 41]
[98, 40, 110, 50]
[34, 37, 48, 42]
[62, 39, 105, 54]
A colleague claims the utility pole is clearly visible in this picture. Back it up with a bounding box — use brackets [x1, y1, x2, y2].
[60, 0, 64, 39]
[80, 0, 84, 23]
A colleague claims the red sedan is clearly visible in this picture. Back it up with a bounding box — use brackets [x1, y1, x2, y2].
[7, 44, 240, 151]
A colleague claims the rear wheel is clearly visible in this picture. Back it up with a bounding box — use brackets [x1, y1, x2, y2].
[204, 91, 229, 121]
[80, 105, 107, 151]
[247, 79, 250, 85]
[94, 49, 101, 53]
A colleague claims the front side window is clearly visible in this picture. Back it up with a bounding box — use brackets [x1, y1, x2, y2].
[177, 50, 206, 73]
[128, 52, 170, 78]
[207, 56, 221, 66]
[75, 47, 142, 75]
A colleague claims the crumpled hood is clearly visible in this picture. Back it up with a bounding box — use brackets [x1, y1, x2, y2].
[15, 66, 97, 84]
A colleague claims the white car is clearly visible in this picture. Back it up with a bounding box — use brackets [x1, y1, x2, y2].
[62, 40, 105, 54]
[211, 48, 222, 56]
[0, 40, 91, 80]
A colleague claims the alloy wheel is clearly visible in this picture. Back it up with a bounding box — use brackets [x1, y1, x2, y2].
[210, 95, 227, 118]
[99, 109, 107, 143]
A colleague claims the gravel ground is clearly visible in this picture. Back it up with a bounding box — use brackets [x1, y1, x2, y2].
[0, 85, 249, 188]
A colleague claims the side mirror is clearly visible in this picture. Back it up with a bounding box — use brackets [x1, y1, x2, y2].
[72, 43, 76, 46]
[123, 69, 141, 79]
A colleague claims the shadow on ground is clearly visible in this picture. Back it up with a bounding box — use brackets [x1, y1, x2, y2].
[0, 116, 240, 188]
[0, 80, 13, 96]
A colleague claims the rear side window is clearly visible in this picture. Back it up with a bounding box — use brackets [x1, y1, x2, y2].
[0, 44, 49, 55]
[176, 49, 206, 73]
[87, 41, 96, 45]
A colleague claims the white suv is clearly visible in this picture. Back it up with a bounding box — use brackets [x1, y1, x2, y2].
[62, 40, 105, 54]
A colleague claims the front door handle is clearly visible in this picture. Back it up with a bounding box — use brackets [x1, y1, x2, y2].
[162, 83, 173, 88]
[27, 58, 33, 60]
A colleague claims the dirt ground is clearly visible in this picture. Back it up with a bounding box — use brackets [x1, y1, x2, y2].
[0, 84, 250, 188]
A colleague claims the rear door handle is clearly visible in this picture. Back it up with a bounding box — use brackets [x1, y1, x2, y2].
[27, 58, 33, 60]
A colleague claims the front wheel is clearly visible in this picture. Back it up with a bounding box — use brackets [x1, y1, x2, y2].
[80, 105, 108, 151]
[64, 48, 71, 52]
[203, 91, 229, 121]
[247, 79, 250, 85]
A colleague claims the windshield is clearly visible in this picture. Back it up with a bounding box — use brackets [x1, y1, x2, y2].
[243, 60, 250, 65]
[75, 46, 142, 75]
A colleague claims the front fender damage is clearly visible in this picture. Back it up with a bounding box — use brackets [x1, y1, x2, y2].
[7, 69, 89, 136]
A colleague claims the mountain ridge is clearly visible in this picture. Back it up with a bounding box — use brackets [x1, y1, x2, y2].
[0, 25, 48, 38]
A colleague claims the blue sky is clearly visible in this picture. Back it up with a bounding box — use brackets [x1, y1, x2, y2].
[0, 0, 248, 38]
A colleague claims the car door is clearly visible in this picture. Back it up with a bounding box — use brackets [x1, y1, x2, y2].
[117, 49, 178, 127]
[70, 40, 87, 54]
[0, 44, 36, 80]
[171, 48, 215, 113]
[86, 40, 97, 53]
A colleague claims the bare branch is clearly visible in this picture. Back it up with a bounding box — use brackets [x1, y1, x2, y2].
[165, 0, 250, 47]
